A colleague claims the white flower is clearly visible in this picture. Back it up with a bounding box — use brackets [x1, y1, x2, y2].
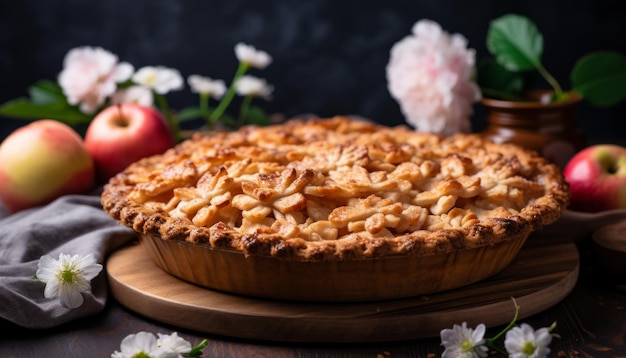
[58, 46, 134, 114]
[157, 332, 193, 354]
[440, 322, 489, 358]
[133, 66, 184, 95]
[505, 323, 552, 358]
[111, 85, 154, 106]
[234, 43, 272, 69]
[111, 331, 179, 358]
[235, 75, 273, 99]
[36, 253, 103, 309]
[187, 75, 227, 99]
[386, 19, 481, 135]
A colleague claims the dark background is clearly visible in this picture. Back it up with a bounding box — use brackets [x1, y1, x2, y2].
[1, 0, 625, 141]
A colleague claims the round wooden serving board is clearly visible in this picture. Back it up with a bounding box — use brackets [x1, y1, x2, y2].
[106, 240, 579, 343]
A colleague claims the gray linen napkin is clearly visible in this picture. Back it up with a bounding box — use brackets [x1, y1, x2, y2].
[0, 193, 136, 329]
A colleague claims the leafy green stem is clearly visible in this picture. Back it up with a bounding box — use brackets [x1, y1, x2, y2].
[199, 92, 211, 126]
[535, 62, 563, 98]
[209, 62, 249, 126]
[483, 297, 520, 354]
[238, 95, 253, 127]
[199, 93, 209, 114]
[182, 339, 208, 357]
[155, 92, 181, 141]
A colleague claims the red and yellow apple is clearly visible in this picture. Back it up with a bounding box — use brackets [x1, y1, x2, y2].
[0, 120, 95, 213]
[84, 103, 175, 182]
[563, 144, 626, 212]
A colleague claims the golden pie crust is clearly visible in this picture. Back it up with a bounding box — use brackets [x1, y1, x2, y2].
[103, 116, 568, 264]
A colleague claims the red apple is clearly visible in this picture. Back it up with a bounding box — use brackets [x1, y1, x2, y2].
[0, 120, 95, 213]
[563, 144, 626, 212]
[84, 103, 175, 182]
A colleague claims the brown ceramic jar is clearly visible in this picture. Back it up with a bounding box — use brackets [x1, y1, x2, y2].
[481, 90, 587, 169]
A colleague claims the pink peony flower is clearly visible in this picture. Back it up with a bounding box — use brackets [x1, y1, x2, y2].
[58, 46, 133, 114]
[386, 20, 481, 135]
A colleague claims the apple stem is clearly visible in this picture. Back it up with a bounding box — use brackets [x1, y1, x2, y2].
[115, 104, 129, 127]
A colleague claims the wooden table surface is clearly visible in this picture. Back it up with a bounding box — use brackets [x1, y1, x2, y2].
[1, 238, 625, 358]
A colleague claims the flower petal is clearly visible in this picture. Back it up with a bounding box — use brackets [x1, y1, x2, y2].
[119, 331, 158, 355]
[58, 284, 84, 309]
[114, 62, 135, 82]
[235, 75, 273, 99]
[386, 19, 479, 135]
[111, 86, 154, 106]
[235, 43, 273, 69]
[157, 331, 193, 353]
[57, 46, 126, 114]
[187, 75, 227, 99]
[133, 66, 184, 94]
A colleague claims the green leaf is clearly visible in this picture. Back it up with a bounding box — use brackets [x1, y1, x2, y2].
[0, 78, 90, 125]
[218, 113, 237, 127]
[177, 106, 206, 122]
[477, 59, 526, 100]
[244, 106, 270, 126]
[0, 98, 91, 125]
[28, 80, 65, 105]
[487, 14, 544, 72]
[571, 51, 626, 107]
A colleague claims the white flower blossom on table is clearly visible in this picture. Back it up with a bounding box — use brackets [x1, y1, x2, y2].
[440, 322, 489, 358]
[35, 253, 103, 309]
[156, 332, 192, 354]
[133, 66, 184, 95]
[111, 331, 177, 358]
[504, 323, 552, 358]
[112, 331, 205, 358]
[187, 75, 227, 99]
[111, 85, 154, 107]
[235, 43, 272, 69]
[386, 19, 481, 135]
[58, 46, 134, 114]
[235, 75, 274, 99]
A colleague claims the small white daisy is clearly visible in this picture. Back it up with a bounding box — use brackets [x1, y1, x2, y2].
[440, 322, 489, 358]
[187, 75, 226, 99]
[505, 323, 552, 358]
[235, 75, 273, 99]
[157, 332, 193, 354]
[36, 253, 103, 309]
[111, 331, 178, 358]
[234, 43, 272, 69]
[133, 66, 184, 95]
[111, 85, 154, 107]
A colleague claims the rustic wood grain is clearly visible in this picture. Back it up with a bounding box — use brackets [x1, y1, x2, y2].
[106, 239, 579, 343]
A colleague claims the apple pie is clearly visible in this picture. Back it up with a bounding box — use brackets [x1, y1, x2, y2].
[102, 116, 569, 301]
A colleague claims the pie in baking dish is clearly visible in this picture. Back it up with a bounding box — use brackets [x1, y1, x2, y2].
[103, 116, 568, 259]
[102, 116, 569, 301]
